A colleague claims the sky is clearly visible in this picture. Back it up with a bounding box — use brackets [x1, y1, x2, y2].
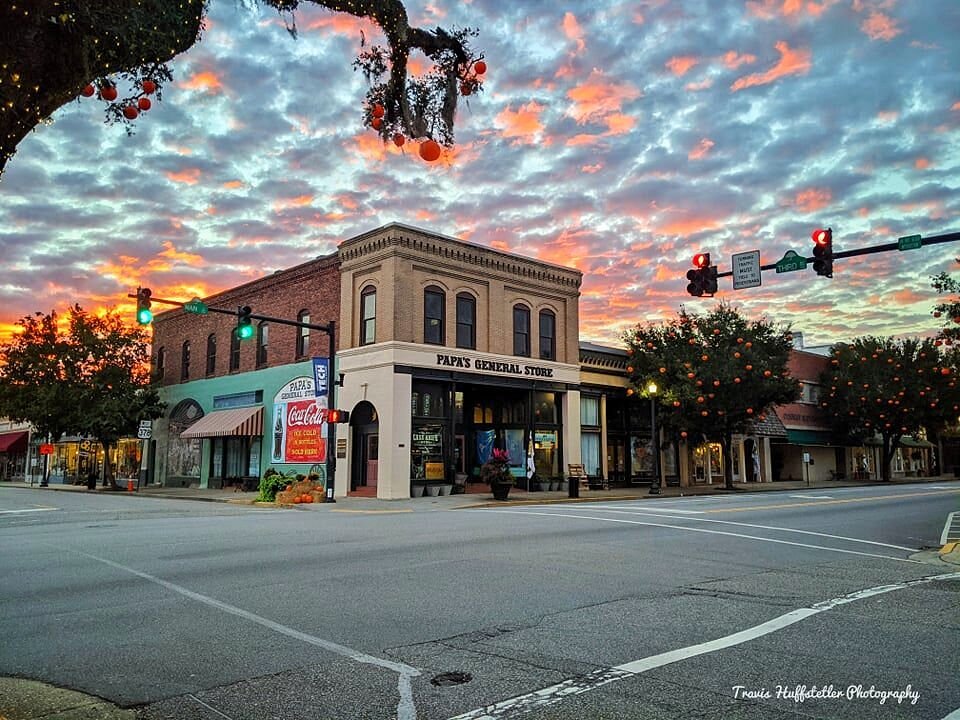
[2, 0, 959, 351]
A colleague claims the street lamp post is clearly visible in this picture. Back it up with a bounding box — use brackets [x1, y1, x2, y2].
[647, 381, 660, 495]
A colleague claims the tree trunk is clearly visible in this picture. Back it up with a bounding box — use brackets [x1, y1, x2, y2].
[721, 430, 734, 490]
[880, 433, 901, 482]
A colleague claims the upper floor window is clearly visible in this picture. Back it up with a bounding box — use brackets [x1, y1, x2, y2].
[360, 286, 376, 345]
[257, 322, 268, 367]
[424, 286, 445, 345]
[229, 330, 240, 371]
[800, 382, 821, 405]
[156, 346, 166, 381]
[456, 293, 476, 349]
[539, 310, 556, 361]
[205, 334, 217, 376]
[297, 310, 310, 358]
[513, 304, 530, 357]
[180, 341, 191, 381]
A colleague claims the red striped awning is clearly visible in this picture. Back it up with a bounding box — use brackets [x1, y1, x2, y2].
[0, 431, 28, 453]
[180, 406, 263, 439]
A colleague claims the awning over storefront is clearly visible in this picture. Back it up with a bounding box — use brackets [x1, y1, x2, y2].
[0, 431, 28, 453]
[784, 429, 835, 446]
[180, 406, 263, 439]
[862, 435, 935, 448]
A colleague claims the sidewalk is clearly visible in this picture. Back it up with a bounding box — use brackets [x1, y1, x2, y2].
[4, 474, 957, 512]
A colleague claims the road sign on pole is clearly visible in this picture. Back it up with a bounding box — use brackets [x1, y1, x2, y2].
[775, 250, 807, 274]
[732, 250, 761, 289]
[897, 234, 922, 251]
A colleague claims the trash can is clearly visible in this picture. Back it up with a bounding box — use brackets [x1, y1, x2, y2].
[86, 471, 96, 490]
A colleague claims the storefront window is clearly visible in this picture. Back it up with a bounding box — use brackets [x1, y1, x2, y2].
[581, 396, 599, 426]
[411, 424, 444, 480]
[534, 430, 558, 478]
[581, 432, 600, 476]
[533, 392, 556, 424]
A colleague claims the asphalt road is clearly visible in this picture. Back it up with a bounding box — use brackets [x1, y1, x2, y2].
[0, 482, 958, 720]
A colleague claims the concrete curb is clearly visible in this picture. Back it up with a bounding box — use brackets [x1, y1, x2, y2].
[939, 542, 960, 566]
[0, 677, 134, 720]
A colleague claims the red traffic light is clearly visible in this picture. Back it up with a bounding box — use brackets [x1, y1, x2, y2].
[327, 409, 350, 424]
[692, 252, 711, 269]
[812, 228, 831, 246]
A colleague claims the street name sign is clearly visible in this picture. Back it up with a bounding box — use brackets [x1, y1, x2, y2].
[183, 298, 208, 314]
[732, 250, 761, 289]
[897, 234, 922, 251]
[775, 250, 806, 273]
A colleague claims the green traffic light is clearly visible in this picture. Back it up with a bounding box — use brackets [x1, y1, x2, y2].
[137, 308, 153, 325]
[237, 324, 254, 340]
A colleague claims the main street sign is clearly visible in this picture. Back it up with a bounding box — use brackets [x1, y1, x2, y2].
[775, 250, 806, 273]
[897, 234, 922, 251]
[732, 250, 761, 289]
[183, 298, 208, 314]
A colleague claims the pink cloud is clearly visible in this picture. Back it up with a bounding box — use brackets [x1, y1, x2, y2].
[914, 157, 931, 170]
[165, 168, 202, 185]
[685, 78, 714, 92]
[861, 11, 902, 41]
[666, 56, 699, 76]
[566, 70, 642, 124]
[747, 0, 832, 18]
[562, 12, 586, 54]
[180, 71, 224, 94]
[688, 138, 715, 160]
[794, 187, 832, 212]
[731, 41, 811, 92]
[495, 101, 545, 143]
[722, 51, 757, 69]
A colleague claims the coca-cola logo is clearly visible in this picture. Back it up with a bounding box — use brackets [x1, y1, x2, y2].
[287, 402, 328, 427]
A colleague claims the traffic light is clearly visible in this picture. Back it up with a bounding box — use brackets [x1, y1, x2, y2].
[236, 305, 254, 340]
[812, 228, 833, 278]
[327, 409, 350, 424]
[686, 253, 717, 297]
[136, 287, 152, 325]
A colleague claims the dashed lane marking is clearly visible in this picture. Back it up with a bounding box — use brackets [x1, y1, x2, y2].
[0, 508, 56, 515]
[789, 494, 834, 499]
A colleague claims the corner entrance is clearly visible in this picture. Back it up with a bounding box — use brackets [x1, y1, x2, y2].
[349, 401, 379, 496]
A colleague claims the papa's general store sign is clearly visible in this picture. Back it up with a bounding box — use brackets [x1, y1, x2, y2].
[271, 376, 330, 464]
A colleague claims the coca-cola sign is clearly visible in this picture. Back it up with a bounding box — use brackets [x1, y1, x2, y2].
[272, 376, 328, 464]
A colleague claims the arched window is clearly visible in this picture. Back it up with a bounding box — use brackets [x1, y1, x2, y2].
[229, 329, 240, 371]
[297, 309, 310, 358]
[539, 310, 556, 361]
[513, 304, 530, 357]
[206, 333, 217, 375]
[257, 322, 268, 367]
[180, 340, 191, 381]
[156, 346, 166, 381]
[360, 286, 376, 345]
[424, 286, 445, 345]
[456, 293, 476, 349]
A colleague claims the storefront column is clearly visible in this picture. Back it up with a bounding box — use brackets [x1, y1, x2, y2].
[761, 437, 773, 483]
[599, 393, 608, 482]
[562, 389, 581, 471]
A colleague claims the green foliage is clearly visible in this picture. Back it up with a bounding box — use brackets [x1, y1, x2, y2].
[818, 336, 959, 480]
[930, 262, 960, 344]
[622, 303, 798, 488]
[0, 305, 163, 483]
[257, 468, 296, 502]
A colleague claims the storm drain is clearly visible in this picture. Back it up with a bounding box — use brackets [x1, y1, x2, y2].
[942, 512, 960, 544]
[431, 671, 473, 687]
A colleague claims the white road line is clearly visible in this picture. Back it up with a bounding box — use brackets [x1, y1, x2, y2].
[448, 571, 960, 720]
[941, 706, 960, 720]
[0, 508, 56, 514]
[789, 494, 834, 499]
[582, 508, 918, 552]
[482, 509, 922, 563]
[73, 549, 420, 720]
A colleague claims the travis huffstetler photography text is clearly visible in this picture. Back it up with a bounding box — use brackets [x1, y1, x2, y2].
[733, 684, 920, 706]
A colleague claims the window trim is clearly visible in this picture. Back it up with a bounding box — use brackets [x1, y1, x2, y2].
[205, 333, 217, 376]
[455, 292, 476, 350]
[424, 286, 445, 345]
[180, 340, 191, 381]
[297, 309, 310, 358]
[539, 309, 556, 361]
[513, 304, 531, 357]
[360, 285, 376, 346]
[229, 330, 240, 371]
[256, 321, 268, 367]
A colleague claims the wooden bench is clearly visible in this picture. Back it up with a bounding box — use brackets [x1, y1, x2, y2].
[567, 464, 593, 491]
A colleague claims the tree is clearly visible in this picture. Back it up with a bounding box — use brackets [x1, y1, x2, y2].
[818, 337, 960, 481]
[931, 261, 960, 345]
[0, 306, 163, 487]
[0, 0, 484, 175]
[0, 311, 84, 486]
[623, 303, 799, 490]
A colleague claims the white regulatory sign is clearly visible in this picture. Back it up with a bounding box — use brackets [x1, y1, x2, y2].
[732, 250, 761, 290]
[137, 427, 152, 440]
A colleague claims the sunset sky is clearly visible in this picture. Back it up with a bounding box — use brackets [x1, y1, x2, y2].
[2, 0, 958, 351]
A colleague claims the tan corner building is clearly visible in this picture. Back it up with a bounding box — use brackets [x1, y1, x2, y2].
[334, 224, 583, 499]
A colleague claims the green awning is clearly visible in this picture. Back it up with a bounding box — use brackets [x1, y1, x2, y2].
[785, 429, 835, 446]
[900, 437, 934, 449]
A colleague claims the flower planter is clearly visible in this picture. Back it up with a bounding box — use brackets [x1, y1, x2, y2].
[491, 482, 512, 501]
[411, 484, 426, 497]
[439, 484, 453, 495]
[426, 485, 442, 497]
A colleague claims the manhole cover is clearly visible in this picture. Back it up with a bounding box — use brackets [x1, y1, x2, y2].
[431, 671, 472, 687]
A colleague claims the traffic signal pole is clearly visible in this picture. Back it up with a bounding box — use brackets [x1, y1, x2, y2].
[711, 229, 960, 280]
[127, 293, 342, 501]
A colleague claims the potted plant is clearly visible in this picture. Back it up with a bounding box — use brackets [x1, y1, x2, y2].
[481, 448, 513, 501]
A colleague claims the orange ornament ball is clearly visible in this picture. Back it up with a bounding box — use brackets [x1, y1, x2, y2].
[681, 431, 688, 438]
[746, 407, 754, 414]
[942, 367, 951, 376]
[763, 370, 772, 377]
[659, 367, 666, 373]
[393, 133, 405, 147]
[372, 103, 385, 118]
[122, 105, 138, 120]
[81, 84, 95, 97]
[137, 97, 151, 111]
[734, 377, 741, 383]
[474, 60, 487, 75]
[141, 79, 156, 94]
[701, 354, 709, 361]
[419, 139, 442, 162]
[100, 85, 118, 101]
[372, 117, 382, 130]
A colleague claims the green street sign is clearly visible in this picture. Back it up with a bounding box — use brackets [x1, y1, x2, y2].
[183, 298, 208, 315]
[897, 234, 922, 251]
[775, 250, 807, 274]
